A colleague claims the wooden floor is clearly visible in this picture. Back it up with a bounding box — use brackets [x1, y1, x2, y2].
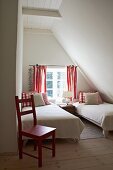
[1, 136, 113, 170]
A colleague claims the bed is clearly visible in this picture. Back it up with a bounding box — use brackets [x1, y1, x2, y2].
[74, 102, 113, 137]
[22, 104, 85, 140]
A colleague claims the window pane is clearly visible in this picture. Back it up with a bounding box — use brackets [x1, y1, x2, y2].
[57, 81, 60, 88]
[57, 72, 61, 79]
[47, 90, 53, 97]
[57, 89, 61, 97]
[57, 72, 65, 79]
[47, 72, 53, 79]
[46, 68, 67, 99]
[46, 81, 53, 88]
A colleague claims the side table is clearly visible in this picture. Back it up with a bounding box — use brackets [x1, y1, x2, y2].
[59, 104, 78, 116]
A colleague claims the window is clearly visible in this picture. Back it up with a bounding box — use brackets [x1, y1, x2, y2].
[46, 67, 67, 99]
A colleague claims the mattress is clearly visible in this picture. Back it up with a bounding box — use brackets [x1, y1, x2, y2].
[22, 104, 84, 139]
[74, 102, 113, 131]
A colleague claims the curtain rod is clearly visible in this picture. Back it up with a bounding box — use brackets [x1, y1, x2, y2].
[29, 64, 77, 67]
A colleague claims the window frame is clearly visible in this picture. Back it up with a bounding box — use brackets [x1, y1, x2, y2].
[46, 67, 67, 98]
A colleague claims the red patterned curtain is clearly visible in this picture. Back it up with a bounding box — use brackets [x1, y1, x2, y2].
[33, 65, 47, 93]
[67, 65, 77, 99]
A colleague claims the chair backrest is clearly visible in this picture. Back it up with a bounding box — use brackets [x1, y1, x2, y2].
[15, 95, 37, 132]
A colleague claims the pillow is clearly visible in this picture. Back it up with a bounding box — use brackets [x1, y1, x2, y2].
[34, 93, 45, 107]
[22, 91, 35, 107]
[78, 91, 85, 103]
[41, 93, 51, 105]
[85, 92, 99, 105]
[78, 91, 103, 104]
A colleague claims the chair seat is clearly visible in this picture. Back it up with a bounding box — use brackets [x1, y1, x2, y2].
[22, 125, 56, 139]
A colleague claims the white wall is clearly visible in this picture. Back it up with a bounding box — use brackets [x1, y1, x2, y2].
[53, 0, 113, 102]
[16, 0, 23, 98]
[23, 28, 92, 93]
[23, 29, 73, 91]
[0, 0, 18, 153]
[77, 68, 96, 96]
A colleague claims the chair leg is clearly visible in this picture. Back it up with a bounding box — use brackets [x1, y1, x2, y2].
[37, 140, 42, 167]
[52, 130, 55, 157]
[34, 140, 37, 151]
[18, 136, 23, 159]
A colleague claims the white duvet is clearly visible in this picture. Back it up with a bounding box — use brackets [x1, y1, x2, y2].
[22, 104, 84, 139]
[74, 102, 113, 131]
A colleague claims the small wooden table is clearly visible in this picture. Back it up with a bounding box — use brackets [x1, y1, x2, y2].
[59, 104, 78, 116]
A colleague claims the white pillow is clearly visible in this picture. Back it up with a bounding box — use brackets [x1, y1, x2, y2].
[34, 93, 45, 107]
[85, 92, 99, 105]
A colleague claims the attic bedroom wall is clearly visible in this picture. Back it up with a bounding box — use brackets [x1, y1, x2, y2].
[53, 0, 113, 102]
[23, 29, 92, 93]
[0, 0, 18, 153]
[16, 0, 23, 98]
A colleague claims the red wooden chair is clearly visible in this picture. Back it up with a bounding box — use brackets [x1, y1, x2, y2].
[15, 95, 56, 167]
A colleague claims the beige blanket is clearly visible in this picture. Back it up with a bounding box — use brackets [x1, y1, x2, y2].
[74, 102, 113, 131]
[22, 104, 84, 139]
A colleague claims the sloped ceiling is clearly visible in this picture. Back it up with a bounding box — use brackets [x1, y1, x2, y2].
[22, 0, 113, 102]
[52, 0, 113, 102]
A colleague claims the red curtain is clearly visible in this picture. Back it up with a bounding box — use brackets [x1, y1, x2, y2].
[33, 65, 47, 93]
[67, 65, 77, 99]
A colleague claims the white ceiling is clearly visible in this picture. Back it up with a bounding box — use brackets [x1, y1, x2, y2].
[22, 0, 62, 29]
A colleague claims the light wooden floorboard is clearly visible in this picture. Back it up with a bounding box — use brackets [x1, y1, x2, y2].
[0, 137, 113, 170]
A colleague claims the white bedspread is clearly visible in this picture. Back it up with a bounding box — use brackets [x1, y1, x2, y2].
[22, 104, 84, 139]
[74, 102, 113, 131]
